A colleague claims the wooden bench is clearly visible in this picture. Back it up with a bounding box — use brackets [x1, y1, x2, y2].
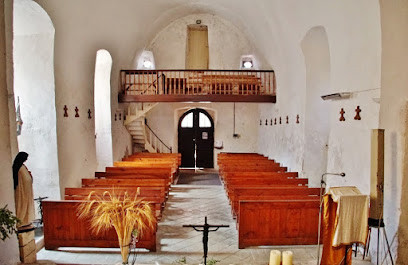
[217, 153, 320, 248]
[221, 171, 297, 181]
[95, 172, 173, 184]
[238, 199, 320, 248]
[231, 187, 321, 217]
[201, 75, 262, 95]
[82, 178, 169, 196]
[105, 167, 177, 184]
[113, 161, 178, 175]
[42, 200, 157, 251]
[220, 165, 287, 174]
[64, 187, 165, 219]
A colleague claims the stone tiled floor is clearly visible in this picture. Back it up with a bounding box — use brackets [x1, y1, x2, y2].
[37, 184, 372, 265]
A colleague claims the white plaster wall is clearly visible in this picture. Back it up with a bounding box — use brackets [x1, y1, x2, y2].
[258, 1, 381, 194]
[13, 0, 61, 204]
[0, 0, 19, 263]
[146, 102, 258, 168]
[94, 49, 113, 171]
[377, 1, 408, 262]
[148, 13, 265, 69]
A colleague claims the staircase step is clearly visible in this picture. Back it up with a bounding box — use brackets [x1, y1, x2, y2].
[129, 131, 144, 135]
[127, 125, 144, 131]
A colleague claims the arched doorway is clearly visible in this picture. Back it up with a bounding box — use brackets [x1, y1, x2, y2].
[178, 108, 214, 168]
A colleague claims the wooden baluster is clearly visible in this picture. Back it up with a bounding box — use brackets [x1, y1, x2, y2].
[194, 71, 197, 95]
[148, 71, 151, 94]
[170, 72, 173, 95]
[228, 71, 232, 95]
[178, 70, 181, 95]
[249, 71, 252, 95]
[224, 71, 227, 95]
[265, 71, 268, 94]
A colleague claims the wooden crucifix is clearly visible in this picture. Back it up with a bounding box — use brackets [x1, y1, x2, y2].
[75, 106, 80, 117]
[183, 217, 229, 265]
[354, 106, 361, 120]
[63, 105, 68, 117]
[340, 108, 346, 121]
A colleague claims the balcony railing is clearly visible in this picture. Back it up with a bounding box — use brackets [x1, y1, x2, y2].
[119, 70, 276, 103]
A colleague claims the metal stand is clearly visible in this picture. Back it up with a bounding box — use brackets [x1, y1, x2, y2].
[364, 218, 394, 265]
[183, 216, 229, 265]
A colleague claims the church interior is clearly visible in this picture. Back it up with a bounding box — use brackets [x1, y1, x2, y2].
[1, 0, 408, 264]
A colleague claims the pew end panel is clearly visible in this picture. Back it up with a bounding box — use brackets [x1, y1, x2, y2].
[238, 200, 320, 248]
[42, 200, 157, 252]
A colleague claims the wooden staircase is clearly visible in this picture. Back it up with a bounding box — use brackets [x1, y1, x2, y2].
[125, 103, 172, 153]
[125, 103, 157, 152]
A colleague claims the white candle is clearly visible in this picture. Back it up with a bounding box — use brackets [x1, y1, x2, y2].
[269, 250, 281, 265]
[282, 251, 293, 265]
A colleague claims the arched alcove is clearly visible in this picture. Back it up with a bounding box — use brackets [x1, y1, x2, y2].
[94, 49, 113, 171]
[301, 26, 331, 186]
[13, 0, 60, 205]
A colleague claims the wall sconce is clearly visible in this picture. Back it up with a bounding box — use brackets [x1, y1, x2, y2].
[321, 92, 351, 100]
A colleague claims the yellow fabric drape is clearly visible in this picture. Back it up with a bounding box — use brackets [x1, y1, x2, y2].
[320, 195, 352, 265]
[14, 165, 35, 227]
[327, 187, 369, 247]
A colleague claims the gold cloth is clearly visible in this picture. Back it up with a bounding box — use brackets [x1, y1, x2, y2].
[321, 186, 369, 265]
[15, 165, 35, 227]
[321, 195, 352, 265]
[327, 187, 369, 247]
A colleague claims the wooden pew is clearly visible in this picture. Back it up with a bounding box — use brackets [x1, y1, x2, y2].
[127, 153, 181, 165]
[42, 200, 157, 251]
[217, 153, 320, 248]
[114, 161, 177, 168]
[113, 161, 178, 176]
[221, 171, 298, 181]
[64, 187, 165, 219]
[95, 172, 173, 184]
[105, 167, 177, 184]
[219, 165, 287, 174]
[82, 178, 169, 196]
[238, 199, 320, 248]
[231, 187, 321, 217]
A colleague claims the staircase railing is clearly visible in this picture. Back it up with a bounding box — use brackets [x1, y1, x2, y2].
[144, 119, 172, 153]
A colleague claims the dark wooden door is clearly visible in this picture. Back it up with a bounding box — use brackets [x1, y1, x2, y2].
[178, 109, 214, 168]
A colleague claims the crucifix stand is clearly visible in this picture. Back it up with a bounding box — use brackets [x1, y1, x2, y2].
[183, 216, 229, 265]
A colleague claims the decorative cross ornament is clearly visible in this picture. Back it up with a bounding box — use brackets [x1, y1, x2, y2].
[286, 116, 289, 124]
[265, 119, 268, 125]
[354, 106, 361, 120]
[63, 105, 68, 117]
[75, 106, 79, 117]
[270, 119, 273, 126]
[279, 117, 282, 124]
[274, 118, 277, 125]
[340, 108, 346, 121]
[88, 109, 92, 119]
[296, 114, 300, 124]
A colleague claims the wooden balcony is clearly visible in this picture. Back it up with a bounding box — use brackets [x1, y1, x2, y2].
[118, 70, 276, 103]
